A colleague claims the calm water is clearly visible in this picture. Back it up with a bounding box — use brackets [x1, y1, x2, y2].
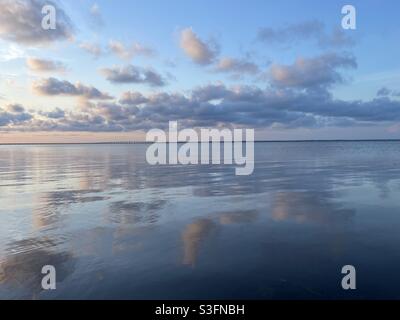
[1, 142, 400, 299]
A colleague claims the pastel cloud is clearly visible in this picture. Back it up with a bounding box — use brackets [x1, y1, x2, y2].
[214, 57, 260, 76]
[26, 57, 66, 73]
[32, 77, 113, 100]
[79, 42, 103, 58]
[180, 28, 218, 65]
[108, 40, 155, 60]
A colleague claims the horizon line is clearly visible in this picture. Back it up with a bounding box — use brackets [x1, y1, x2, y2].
[1, 139, 400, 145]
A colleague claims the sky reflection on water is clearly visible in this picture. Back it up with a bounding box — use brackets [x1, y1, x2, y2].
[1, 142, 400, 299]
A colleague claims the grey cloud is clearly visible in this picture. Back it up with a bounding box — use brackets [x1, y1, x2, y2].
[318, 27, 355, 48]
[94, 85, 400, 131]
[39, 107, 65, 119]
[5, 103, 25, 113]
[258, 20, 323, 44]
[258, 20, 354, 48]
[191, 83, 232, 102]
[269, 53, 357, 89]
[377, 87, 400, 97]
[0, 105, 32, 126]
[4, 51, 394, 132]
[119, 91, 148, 105]
[3, 87, 400, 132]
[377, 87, 391, 96]
[33, 77, 113, 100]
[0, 0, 74, 46]
[100, 65, 166, 87]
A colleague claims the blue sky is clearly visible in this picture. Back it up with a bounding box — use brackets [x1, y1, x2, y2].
[0, 0, 399, 142]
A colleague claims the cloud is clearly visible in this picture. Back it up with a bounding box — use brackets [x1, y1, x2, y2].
[377, 87, 391, 96]
[119, 91, 148, 105]
[39, 107, 65, 119]
[32, 77, 113, 100]
[214, 57, 260, 76]
[108, 40, 155, 60]
[4, 52, 400, 132]
[79, 84, 400, 131]
[5, 103, 25, 113]
[89, 3, 104, 27]
[318, 27, 355, 48]
[191, 83, 231, 102]
[4, 84, 400, 132]
[108, 40, 131, 60]
[0, 0, 74, 46]
[268, 53, 357, 89]
[100, 65, 166, 86]
[258, 20, 323, 44]
[180, 28, 218, 65]
[377, 87, 400, 97]
[79, 42, 103, 58]
[26, 57, 66, 73]
[0, 104, 32, 126]
[257, 20, 354, 48]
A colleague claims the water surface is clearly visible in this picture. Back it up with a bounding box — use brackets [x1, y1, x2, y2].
[1, 142, 400, 299]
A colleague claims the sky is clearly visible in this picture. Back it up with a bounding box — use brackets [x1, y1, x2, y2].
[0, 0, 399, 142]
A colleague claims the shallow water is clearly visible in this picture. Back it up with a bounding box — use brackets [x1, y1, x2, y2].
[1, 142, 400, 299]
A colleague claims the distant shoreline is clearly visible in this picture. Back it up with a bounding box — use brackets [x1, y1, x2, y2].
[1, 139, 400, 146]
